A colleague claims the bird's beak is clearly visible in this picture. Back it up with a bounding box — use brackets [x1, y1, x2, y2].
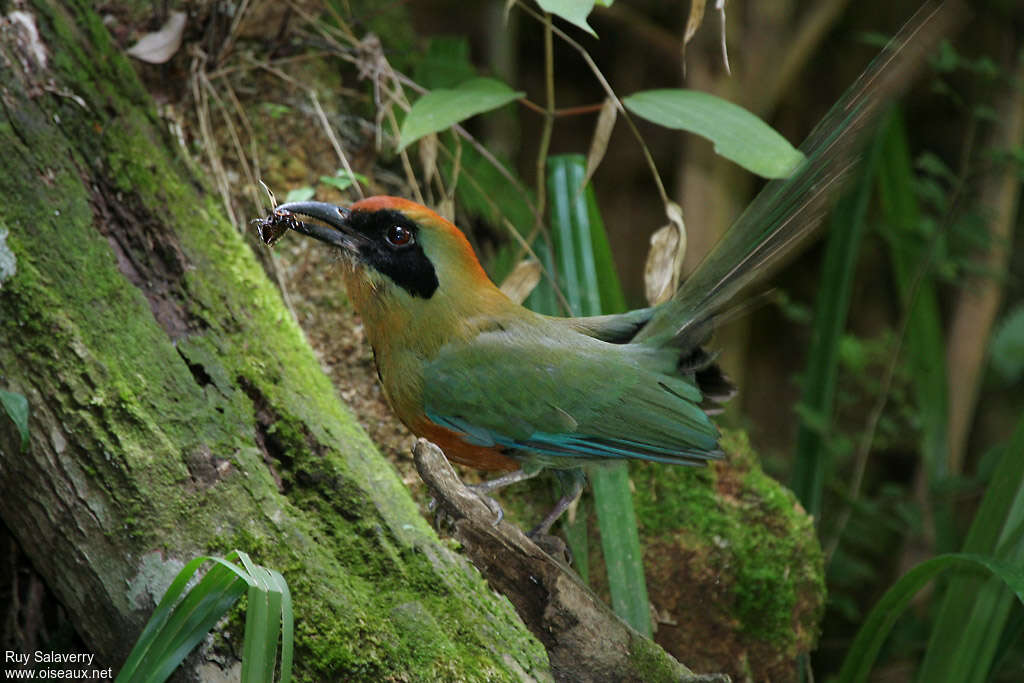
[272, 201, 362, 252]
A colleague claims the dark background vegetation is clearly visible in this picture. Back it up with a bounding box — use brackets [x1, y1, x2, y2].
[2, 0, 1022, 680]
[390, 6, 1024, 677]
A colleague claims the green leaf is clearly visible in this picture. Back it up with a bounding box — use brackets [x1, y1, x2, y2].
[117, 551, 293, 683]
[0, 389, 29, 451]
[398, 78, 524, 151]
[414, 37, 478, 89]
[589, 464, 651, 636]
[876, 110, 953, 549]
[118, 556, 247, 683]
[790, 119, 886, 517]
[532, 155, 650, 637]
[837, 553, 1024, 683]
[284, 187, 315, 203]
[318, 170, 369, 193]
[537, 0, 598, 36]
[623, 89, 806, 178]
[918, 414, 1024, 683]
[529, 155, 626, 316]
[991, 305, 1024, 384]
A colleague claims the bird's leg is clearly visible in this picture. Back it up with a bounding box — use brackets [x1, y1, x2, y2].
[528, 469, 585, 538]
[466, 467, 541, 526]
[469, 467, 538, 494]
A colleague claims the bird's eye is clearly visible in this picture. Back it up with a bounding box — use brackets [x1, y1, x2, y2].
[385, 225, 414, 248]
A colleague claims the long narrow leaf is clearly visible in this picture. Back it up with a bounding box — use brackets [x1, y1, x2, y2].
[790, 120, 887, 518]
[239, 553, 273, 683]
[837, 553, 1024, 683]
[121, 556, 253, 680]
[0, 388, 29, 451]
[242, 572, 275, 682]
[146, 564, 246, 683]
[589, 463, 651, 636]
[918, 413, 1024, 683]
[147, 563, 247, 682]
[875, 109, 953, 549]
[117, 551, 292, 683]
[117, 556, 217, 680]
[269, 568, 294, 682]
[542, 154, 651, 636]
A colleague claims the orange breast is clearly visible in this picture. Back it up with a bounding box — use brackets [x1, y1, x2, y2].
[414, 419, 519, 472]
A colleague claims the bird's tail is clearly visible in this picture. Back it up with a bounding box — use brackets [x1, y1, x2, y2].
[635, 2, 962, 350]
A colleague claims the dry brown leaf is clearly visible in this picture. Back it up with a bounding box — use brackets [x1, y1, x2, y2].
[419, 133, 439, 189]
[717, 0, 731, 75]
[126, 11, 187, 64]
[681, 0, 707, 73]
[582, 97, 617, 193]
[499, 259, 542, 304]
[683, 0, 707, 46]
[644, 201, 687, 305]
[437, 198, 456, 223]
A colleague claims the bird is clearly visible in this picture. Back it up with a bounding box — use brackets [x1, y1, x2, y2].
[255, 3, 955, 536]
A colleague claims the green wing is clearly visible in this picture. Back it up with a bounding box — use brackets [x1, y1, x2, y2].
[421, 326, 721, 466]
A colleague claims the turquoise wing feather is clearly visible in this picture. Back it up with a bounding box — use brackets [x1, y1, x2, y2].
[422, 324, 721, 467]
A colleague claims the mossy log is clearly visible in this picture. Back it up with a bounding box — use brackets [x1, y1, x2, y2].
[0, 2, 548, 679]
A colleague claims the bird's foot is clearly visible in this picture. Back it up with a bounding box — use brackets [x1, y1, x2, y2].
[461, 467, 541, 527]
[427, 496, 455, 532]
[428, 486, 506, 529]
[470, 467, 539, 495]
[464, 483, 506, 526]
[529, 471, 585, 537]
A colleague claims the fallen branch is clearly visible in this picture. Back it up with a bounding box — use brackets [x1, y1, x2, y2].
[413, 439, 730, 683]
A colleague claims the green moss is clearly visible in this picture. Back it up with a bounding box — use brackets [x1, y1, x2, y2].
[633, 430, 824, 648]
[627, 635, 692, 682]
[0, 1, 549, 679]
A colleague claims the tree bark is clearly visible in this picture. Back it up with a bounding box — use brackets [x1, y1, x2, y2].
[0, 2, 548, 679]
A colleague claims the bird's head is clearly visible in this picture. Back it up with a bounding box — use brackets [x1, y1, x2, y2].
[271, 196, 507, 336]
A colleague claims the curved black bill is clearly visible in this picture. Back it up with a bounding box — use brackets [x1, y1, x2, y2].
[272, 201, 360, 250]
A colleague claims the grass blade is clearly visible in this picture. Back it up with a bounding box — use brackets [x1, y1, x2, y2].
[837, 552, 1024, 683]
[0, 388, 29, 451]
[790, 120, 887, 518]
[116, 551, 292, 683]
[146, 562, 247, 682]
[239, 553, 273, 682]
[918, 413, 1024, 683]
[117, 556, 218, 680]
[540, 154, 651, 636]
[270, 568, 295, 682]
[589, 463, 651, 636]
[875, 109, 953, 548]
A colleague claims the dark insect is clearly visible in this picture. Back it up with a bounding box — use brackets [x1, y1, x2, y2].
[253, 208, 300, 246]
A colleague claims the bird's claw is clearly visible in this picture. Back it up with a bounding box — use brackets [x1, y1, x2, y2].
[466, 483, 505, 527]
[427, 486, 504, 531]
[428, 496, 459, 534]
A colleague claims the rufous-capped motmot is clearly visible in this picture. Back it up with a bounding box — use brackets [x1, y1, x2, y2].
[255, 4, 956, 536]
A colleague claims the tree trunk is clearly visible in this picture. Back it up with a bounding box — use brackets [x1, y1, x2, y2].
[0, 2, 548, 679]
